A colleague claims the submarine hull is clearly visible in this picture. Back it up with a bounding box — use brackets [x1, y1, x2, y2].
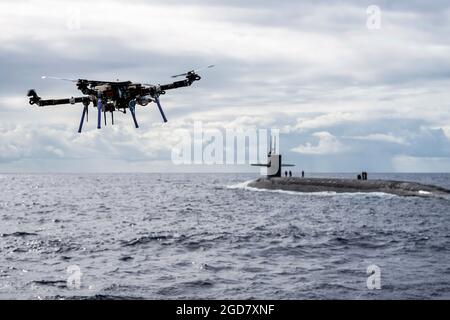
[247, 177, 450, 197]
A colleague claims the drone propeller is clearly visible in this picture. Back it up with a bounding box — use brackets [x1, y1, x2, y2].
[41, 76, 78, 82]
[171, 64, 215, 78]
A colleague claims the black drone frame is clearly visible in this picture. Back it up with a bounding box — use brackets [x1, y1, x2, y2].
[27, 68, 211, 133]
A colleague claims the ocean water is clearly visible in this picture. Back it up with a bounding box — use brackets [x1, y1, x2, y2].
[0, 172, 449, 300]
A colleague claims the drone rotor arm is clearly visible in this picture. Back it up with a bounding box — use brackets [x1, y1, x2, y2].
[159, 76, 199, 92]
[27, 90, 90, 107]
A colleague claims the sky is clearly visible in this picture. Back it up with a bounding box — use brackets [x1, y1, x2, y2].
[1, 0, 450, 173]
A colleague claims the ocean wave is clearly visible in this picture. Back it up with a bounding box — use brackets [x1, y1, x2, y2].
[31, 280, 67, 288]
[1, 173, 448, 299]
[1, 231, 38, 237]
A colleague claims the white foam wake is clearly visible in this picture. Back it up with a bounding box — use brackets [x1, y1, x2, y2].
[226, 180, 254, 190]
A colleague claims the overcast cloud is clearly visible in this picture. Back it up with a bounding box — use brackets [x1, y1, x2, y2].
[1, 0, 450, 172]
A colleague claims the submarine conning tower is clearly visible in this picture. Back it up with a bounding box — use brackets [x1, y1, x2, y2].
[251, 137, 295, 178]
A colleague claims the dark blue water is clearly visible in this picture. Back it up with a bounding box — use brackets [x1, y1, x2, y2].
[0, 173, 449, 299]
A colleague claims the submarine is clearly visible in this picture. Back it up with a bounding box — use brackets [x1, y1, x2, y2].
[249, 141, 450, 198]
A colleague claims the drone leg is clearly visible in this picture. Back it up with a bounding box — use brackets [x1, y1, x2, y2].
[104, 110, 107, 126]
[78, 105, 88, 133]
[97, 97, 103, 129]
[86, 106, 88, 123]
[111, 111, 114, 125]
[129, 100, 139, 128]
[154, 96, 168, 123]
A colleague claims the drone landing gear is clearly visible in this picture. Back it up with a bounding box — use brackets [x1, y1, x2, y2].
[129, 100, 139, 128]
[97, 97, 102, 129]
[78, 101, 90, 133]
[154, 96, 168, 123]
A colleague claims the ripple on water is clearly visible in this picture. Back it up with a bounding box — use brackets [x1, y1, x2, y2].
[0, 173, 449, 299]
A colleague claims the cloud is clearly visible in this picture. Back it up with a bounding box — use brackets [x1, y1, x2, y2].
[1, 0, 450, 172]
[291, 131, 347, 155]
[0, 123, 188, 164]
[442, 126, 450, 140]
[346, 133, 408, 145]
[392, 155, 450, 172]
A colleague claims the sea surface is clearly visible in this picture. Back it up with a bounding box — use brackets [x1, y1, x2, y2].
[0, 173, 449, 299]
